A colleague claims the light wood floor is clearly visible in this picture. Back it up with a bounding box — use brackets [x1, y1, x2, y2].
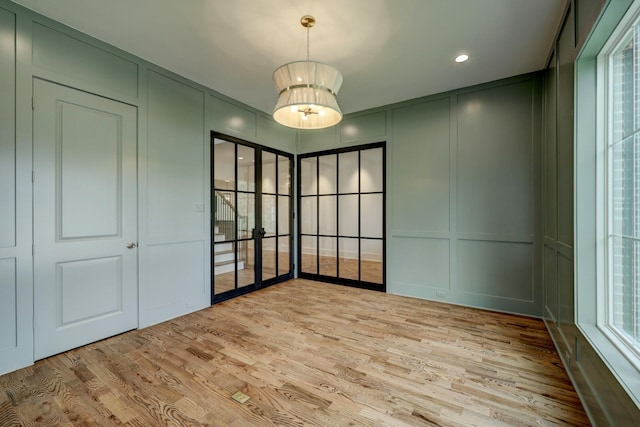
[0, 279, 589, 426]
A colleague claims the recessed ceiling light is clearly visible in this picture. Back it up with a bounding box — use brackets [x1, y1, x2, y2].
[455, 54, 469, 63]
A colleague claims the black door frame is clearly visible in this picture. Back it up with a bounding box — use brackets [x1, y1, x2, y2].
[297, 141, 386, 292]
[211, 131, 294, 303]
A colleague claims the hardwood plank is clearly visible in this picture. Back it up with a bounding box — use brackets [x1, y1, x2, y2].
[0, 279, 590, 426]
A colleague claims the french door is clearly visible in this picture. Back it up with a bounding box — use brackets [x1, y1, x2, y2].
[211, 132, 293, 302]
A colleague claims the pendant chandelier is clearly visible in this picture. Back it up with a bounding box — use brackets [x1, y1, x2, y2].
[272, 15, 343, 130]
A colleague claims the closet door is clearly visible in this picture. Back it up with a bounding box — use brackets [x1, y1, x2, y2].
[33, 80, 138, 359]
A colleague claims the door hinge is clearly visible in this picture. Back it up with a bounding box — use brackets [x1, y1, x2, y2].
[32, 171, 34, 183]
[32, 244, 34, 257]
[32, 97, 35, 110]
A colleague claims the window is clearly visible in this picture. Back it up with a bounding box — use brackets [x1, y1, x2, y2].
[298, 143, 385, 292]
[603, 5, 640, 367]
[576, 0, 640, 411]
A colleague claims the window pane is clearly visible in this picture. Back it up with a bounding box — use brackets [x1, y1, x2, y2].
[338, 194, 358, 237]
[319, 196, 337, 235]
[301, 236, 317, 274]
[612, 135, 639, 238]
[610, 236, 640, 349]
[213, 139, 235, 190]
[319, 236, 337, 277]
[278, 196, 290, 236]
[301, 157, 317, 196]
[278, 236, 290, 276]
[301, 196, 317, 235]
[262, 237, 276, 281]
[361, 239, 383, 284]
[361, 148, 383, 193]
[237, 193, 255, 240]
[339, 151, 359, 194]
[612, 34, 636, 143]
[262, 194, 276, 237]
[278, 155, 291, 195]
[237, 145, 255, 192]
[361, 193, 383, 238]
[608, 22, 640, 359]
[262, 151, 277, 194]
[319, 155, 337, 194]
[214, 242, 235, 295]
[214, 192, 235, 240]
[339, 237, 359, 281]
[237, 240, 254, 288]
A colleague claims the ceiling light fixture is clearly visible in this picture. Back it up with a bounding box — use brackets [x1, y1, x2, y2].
[455, 54, 469, 63]
[272, 15, 343, 130]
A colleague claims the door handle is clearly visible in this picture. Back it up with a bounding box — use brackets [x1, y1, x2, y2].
[126, 242, 137, 249]
[250, 228, 266, 239]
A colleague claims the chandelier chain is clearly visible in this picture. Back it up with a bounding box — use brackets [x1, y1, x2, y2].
[306, 25, 310, 61]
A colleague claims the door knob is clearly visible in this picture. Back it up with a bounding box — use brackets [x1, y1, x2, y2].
[126, 242, 137, 249]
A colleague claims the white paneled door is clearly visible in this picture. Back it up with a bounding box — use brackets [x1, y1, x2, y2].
[33, 80, 138, 360]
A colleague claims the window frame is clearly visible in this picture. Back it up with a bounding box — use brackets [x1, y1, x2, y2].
[574, 0, 640, 411]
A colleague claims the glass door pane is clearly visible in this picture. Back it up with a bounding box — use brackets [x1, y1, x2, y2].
[339, 238, 359, 281]
[213, 139, 237, 295]
[236, 146, 255, 289]
[301, 235, 317, 274]
[277, 154, 292, 277]
[262, 195, 276, 237]
[262, 237, 277, 281]
[213, 137, 256, 296]
[361, 239, 383, 284]
[262, 152, 277, 194]
[262, 151, 277, 281]
[360, 148, 383, 192]
[236, 191, 255, 289]
[262, 151, 292, 283]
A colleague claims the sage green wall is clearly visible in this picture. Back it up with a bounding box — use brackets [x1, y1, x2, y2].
[0, 0, 296, 375]
[140, 71, 207, 327]
[299, 74, 543, 317]
[0, 4, 33, 375]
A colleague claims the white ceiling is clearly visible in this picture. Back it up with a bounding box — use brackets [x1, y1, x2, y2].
[11, 0, 566, 115]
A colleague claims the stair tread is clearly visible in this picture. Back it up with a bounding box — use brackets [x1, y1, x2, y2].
[214, 249, 235, 255]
